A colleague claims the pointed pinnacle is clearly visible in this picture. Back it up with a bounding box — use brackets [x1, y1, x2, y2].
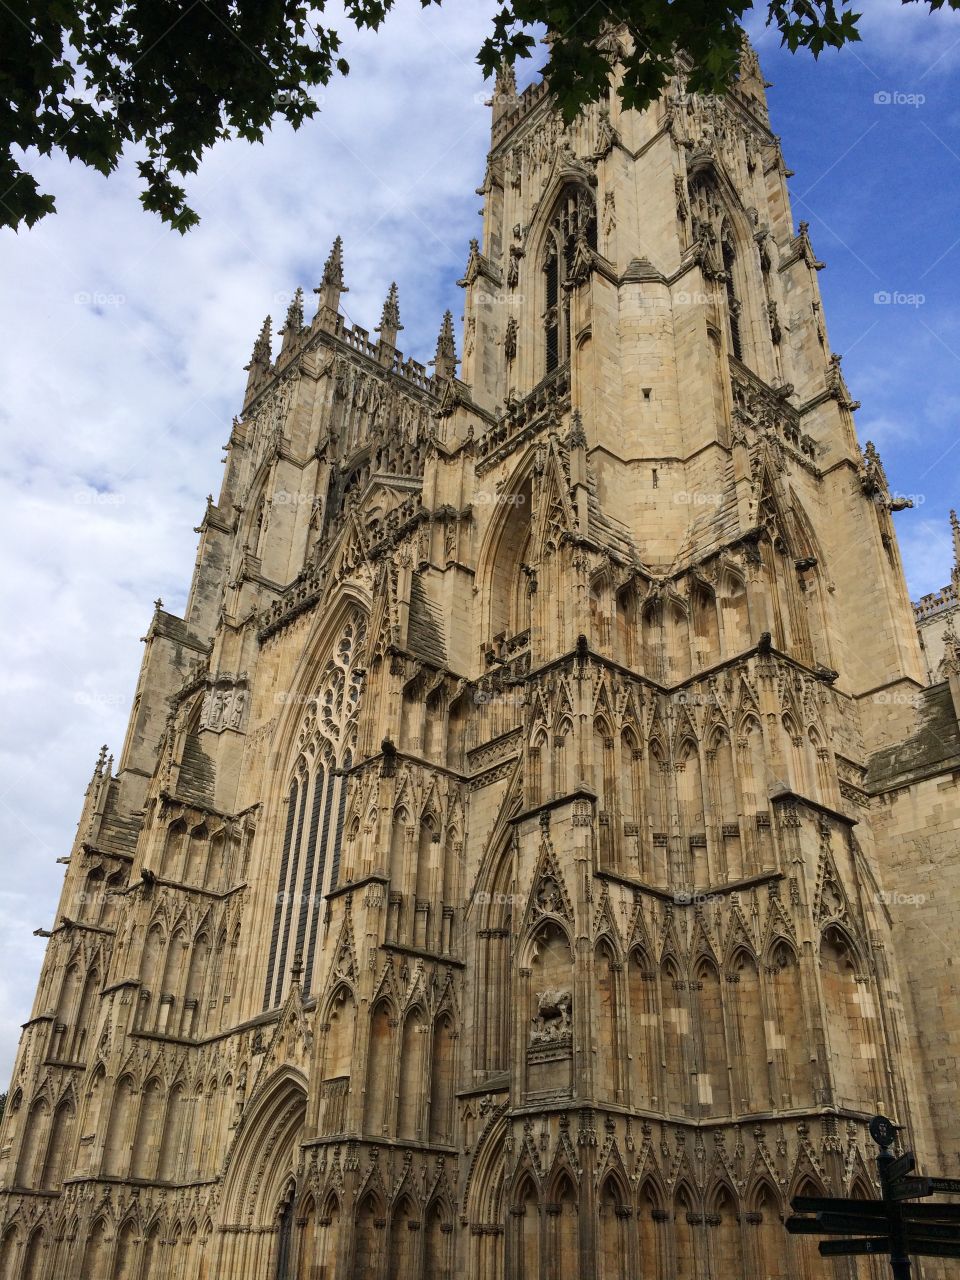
[496, 61, 517, 96]
[245, 315, 272, 370]
[432, 310, 458, 378]
[279, 287, 304, 336]
[316, 235, 346, 292]
[377, 281, 403, 335]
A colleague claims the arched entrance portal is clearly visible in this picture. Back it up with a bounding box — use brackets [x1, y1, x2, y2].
[215, 1069, 308, 1278]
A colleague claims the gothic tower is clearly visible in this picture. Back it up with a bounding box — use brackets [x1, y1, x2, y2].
[1, 32, 958, 1280]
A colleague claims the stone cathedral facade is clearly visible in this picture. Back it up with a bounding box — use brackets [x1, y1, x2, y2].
[3, 33, 960, 1280]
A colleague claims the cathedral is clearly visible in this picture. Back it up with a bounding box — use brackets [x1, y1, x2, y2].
[3, 30, 960, 1280]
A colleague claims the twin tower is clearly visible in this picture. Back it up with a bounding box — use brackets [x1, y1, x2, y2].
[1, 34, 957, 1280]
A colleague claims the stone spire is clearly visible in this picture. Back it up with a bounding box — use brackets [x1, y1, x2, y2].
[951, 510, 960, 592]
[492, 61, 518, 126]
[244, 314, 272, 396]
[431, 310, 458, 382]
[314, 235, 347, 324]
[278, 287, 305, 352]
[376, 281, 403, 354]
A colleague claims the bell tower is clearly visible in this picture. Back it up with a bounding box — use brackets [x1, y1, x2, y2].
[0, 30, 955, 1280]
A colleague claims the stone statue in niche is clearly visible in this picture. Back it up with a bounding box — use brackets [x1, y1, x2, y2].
[531, 989, 572, 1044]
[229, 690, 246, 729]
[210, 689, 226, 728]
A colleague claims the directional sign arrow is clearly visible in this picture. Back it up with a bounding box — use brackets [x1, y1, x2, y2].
[889, 1177, 932, 1201]
[788, 1213, 900, 1236]
[901, 1221, 960, 1243]
[816, 1214, 898, 1236]
[902, 1203, 960, 1224]
[792, 1197, 887, 1217]
[925, 1177, 960, 1194]
[819, 1237, 890, 1258]
[886, 1153, 917, 1183]
[785, 1218, 826, 1236]
[902, 1239, 960, 1260]
[786, 1216, 888, 1237]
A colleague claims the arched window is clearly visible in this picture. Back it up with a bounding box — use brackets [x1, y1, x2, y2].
[363, 1001, 396, 1137]
[595, 942, 620, 1101]
[722, 230, 743, 361]
[275, 1183, 297, 1280]
[543, 186, 597, 373]
[264, 612, 366, 1008]
[820, 927, 879, 1110]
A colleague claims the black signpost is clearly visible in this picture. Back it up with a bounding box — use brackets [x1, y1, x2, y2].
[786, 1115, 960, 1277]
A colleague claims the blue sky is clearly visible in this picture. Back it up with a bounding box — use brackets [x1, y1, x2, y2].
[0, 0, 957, 1085]
[752, 5, 960, 593]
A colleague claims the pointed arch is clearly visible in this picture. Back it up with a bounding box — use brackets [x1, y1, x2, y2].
[20, 1227, 46, 1280]
[397, 1004, 426, 1141]
[220, 1068, 308, 1232]
[660, 955, 687, 1114]
[15, 1094, 50, 1187]
[39, 1093, 76, 1189]
[820, 924, 880, 1111]
[728, 947, 767, 1114]
[514, 1171, 541, 1280]
[764, 937, 809, 1111]
[354, 1191, 385, 1280]
[473, 834, 514, 1074]
[81, 1218, 110, 1278]
[428, 1011, 456, 1145]
[364, 999, 396, 1137]
[709, 1182, 744, 1279]
[594, 938, 621, 1102]
[673, 1182, 700, 1280]
[0, 1225, 19, 1280]
[423, 1196, 452, 1280]
[309, 1191, 341, 1280]
[386, 1193, 418, 1280]
[719, 567, 750, 654]
[693, 955, 729, 1116]
[113, 1217, 138, 1280]
[637, 1177, 668, 1280]
[747, 1178, 789, 1280]
[598, 1173, 630, 1280]
[539, 181, 597, 373]
[628, 946, 661, 1110]
[320, 982, 356, 1135]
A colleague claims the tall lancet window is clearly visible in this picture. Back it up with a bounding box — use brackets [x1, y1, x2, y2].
[543, 185, 597, 373]
[721, 230, 743, 362]
[263, 611, 366, 1009]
